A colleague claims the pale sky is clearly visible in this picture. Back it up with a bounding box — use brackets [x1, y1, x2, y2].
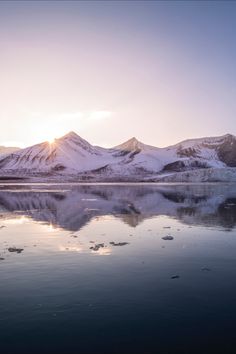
[1, 1, 236, 148]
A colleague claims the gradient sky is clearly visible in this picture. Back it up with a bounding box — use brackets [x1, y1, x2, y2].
[1, 0, 236, 148]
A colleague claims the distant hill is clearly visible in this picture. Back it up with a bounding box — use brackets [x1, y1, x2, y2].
[0, 146, 20, 155]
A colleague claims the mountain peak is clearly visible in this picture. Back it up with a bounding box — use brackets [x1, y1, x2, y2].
[59, 131, 91, 145]
[61, 131, 80, 140]
[56, 131, 102, 156]
[128, 137, 139, 143]
[115, 137, 143, 151]
[222, 133, 235, 140]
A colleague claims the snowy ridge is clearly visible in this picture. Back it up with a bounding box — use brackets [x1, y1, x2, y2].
[0, 146, 20, 156]
[0, 132, 236, 182]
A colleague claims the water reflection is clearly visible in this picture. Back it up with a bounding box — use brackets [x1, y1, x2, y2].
[0, 183, 236, 231]
[1, 184, 236, 354]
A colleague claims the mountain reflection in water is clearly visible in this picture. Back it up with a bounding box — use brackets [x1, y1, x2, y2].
[0, 184, 236, 231]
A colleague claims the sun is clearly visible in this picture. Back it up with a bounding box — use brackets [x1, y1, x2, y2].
[47, 137, 55, 144]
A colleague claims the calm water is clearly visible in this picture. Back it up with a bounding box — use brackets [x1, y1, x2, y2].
[0, 183, 236, 354]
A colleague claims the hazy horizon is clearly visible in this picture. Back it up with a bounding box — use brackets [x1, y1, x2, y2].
[1, 1, 236, 148]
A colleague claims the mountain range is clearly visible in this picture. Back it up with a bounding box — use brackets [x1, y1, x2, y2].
[0, 132, 236, 182]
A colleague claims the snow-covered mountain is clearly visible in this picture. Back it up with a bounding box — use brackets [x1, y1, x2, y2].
[0, 132, 108, 174]
[170, 134, 236, 167]
[0, 132, 236, 182]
